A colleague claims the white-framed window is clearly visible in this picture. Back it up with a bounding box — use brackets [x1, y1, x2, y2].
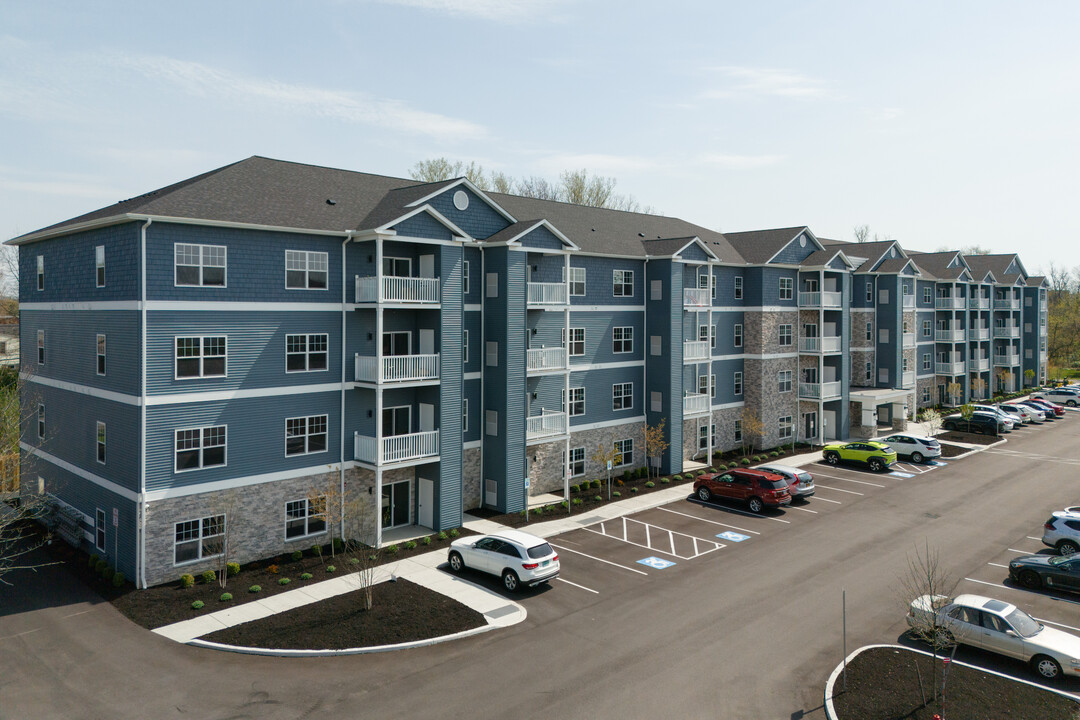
[779, 415, 793, 440]
[384, 257, 411, 277]
[96, 334, 106, 376]
[779, 324, 793, 347]
[778, 370, 792, 393]
[37, 404, 45, 440]
[569, 266, 586, 296]
[734, 324, 743, 348]
[175, 336, 227, 378]
[286, 415, 328, 456]
[613, 269, 634, 297]
[95, 245, 105, 288]
[922, 353, 931, 371]
[922, 387, 931, 403]
[612, 382, 633, 411]
[569, 447, 585, 477]
[733, 419, 743, 443]
[175, 426, 226, 472]
[734, 276, 743, 299]
[463, 261, 470, 295]
[922, 320, 931, 338]
[734, 371, 743, 396]
[567, 387, 585, 416]
[865, 322, 872, 342]
[37, 329, 44, 365]
[699, 324, 716, 349]
[36, 255, 44, 291]
[174, 515, 225, 565]
[865, 362, 872, 381]
[612, 326, 633, 354]
[866, 281, 873, 302]
[285, 250, 328, 290]
[567, 328, 585, 356]
[95, 508, 106, 552]
[285, 334, 328, 373]
[779, 277, 793, 300]
[923, 287, 931, 304]
[698, 374, 716, 399]
[698, 422, 717, 450]
[614, 438, 633, 467]
[96, 421, 106, 464]
[175, 243, 226, 287]
[285, 498, 326, 540]
[462, 399, 468, 432]
[463, 330, 469, 364]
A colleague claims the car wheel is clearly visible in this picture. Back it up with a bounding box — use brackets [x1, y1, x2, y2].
[448, 551, 464, 573]
[869, 458, 884, 472]
[1059, 540, 1080, 556]
[1069, 400, 1078, 408]
[973, 425, 984, 435]
[1019, 570, 1042, 590]
[697, 486, 712, 503]
[943, 421, 956, 431]
[747, 497, 764, 513]
[911, 451, 924, 463]
[1033, 654, 1063, 680]
[825, 452, 839, 465]
[502, 569, 520, 593]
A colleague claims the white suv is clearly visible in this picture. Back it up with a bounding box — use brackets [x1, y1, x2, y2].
[1033, 388, 1080, 407]
[1043, 511, 1080, 556]
[873, 433, 941, 463]
[448, 529, 560, 591]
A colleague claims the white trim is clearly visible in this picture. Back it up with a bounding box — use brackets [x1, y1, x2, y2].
[149, 383, 343, 406]
[569, 304, 645, 313]
[568, 360, 645, 372]
[174, 335, 227, 380]
[762, 227, 824, 265]
[402, 177, 517, 224]
[463, 371, 482, 381]
[25, 374, 140, 405]
[284, 249, 329, 291]
[567, 415, 645, 433]
[742, 352, 799, 360]
[284, 414, 329, 458]
[490, 219, 579, 250]
[464, 303, 482, 312]
[21, 442, 138, 501]
[21, 301, 141, 311]
[463, 440, 482, 450]
[373, 204, 471, 240]
[173, 425, 227, 473]
[174, 242, 227, 289]
[145, 462, 340, 501]
[710, 400, 745, 411]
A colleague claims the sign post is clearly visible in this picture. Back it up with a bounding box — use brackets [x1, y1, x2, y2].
[524, 476, 530, 523]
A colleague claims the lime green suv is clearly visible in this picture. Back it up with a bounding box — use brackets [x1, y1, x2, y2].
[822, 441, 897, 472]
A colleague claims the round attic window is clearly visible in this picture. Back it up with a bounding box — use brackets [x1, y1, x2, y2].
[453, 190, 469, 211]
[799, 235, 807, 247]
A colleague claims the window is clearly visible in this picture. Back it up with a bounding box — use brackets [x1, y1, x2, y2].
[285, 250, 328, 290]
[866, 282, 873, 302]
[612, 327, 633, 354]
[613, 439, 633, 467]
[733, 371, 743, 396]
[699, 272, 716, 299]
[567, 328, 585, 356]
[779, 416, 793, 440]
[96, 334, 106, 375]
[382, 257, 412, 277]
[37, 404, 45, 440]
[902, 320, 909, 334]
[285, 334, 328, 373]
[779, 324, 793, 347]
[923, 287, 931, 304]
[698, 374, 717, 398]
[778, 370, 792, 393]
[779, 277, 793, 300]
[865, 322, 872, 342]
[613, 382, 633, 411]
[734, 276, 743, 300]
[175, 426, 226, 471]
[463, 330, 469, 364]
[95, 245, 105, 287]
[37, 329, 44, 365]
[569, 447, 585, 477]
[174, 515, 225, 564]
[569, 267, 586, 296]
[95, 509, 106, 552]
[286, 415, 328, 456]
[486, 272, 498, 298]
[922, 387, 931, 403]
[613, 269, 634, 297]
[175, 336, 226, 378]
[699, 423, 717, 450]
[175, 243, 226, 287]
[567, 387, 585, 416]
[463, 261, 470, 295]
[36, 256, 44, 291]
[922, 320, 931, 338]
[878, 329, 889, 343]
[865, 362, 872, 381]
[96, 422, 106, 464]
[650, 391, 662, 412]
[650, 279, 662, 300]
[922, 353, 931, 371]
[733, 420, 743, 443]
[650, 336, 662, 356]
[286, 498, 326, 540]
[734, 324, 743, 348]
[462, 399, 468, 432]
[699, 324, 715, 349]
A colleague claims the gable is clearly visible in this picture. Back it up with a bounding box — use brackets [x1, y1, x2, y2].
[770, 231, 819, 264]
[391, 209, 454, 241]
[425, 185, 512, 240]
[899, 263, 916, 276]
[517, 225, 565, 251]
[827, 255, 849, 271]
[677, 242, 710, 262]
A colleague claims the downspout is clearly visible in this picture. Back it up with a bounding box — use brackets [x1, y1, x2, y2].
[138, 218, 151, 589]
[479, 248, 485, 508]
[340, 232, 352, 541]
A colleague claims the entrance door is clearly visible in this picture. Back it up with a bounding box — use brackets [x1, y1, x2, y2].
[419, 403, 435, 432]
[383, 332, 410, 356]
[383, 406, 410, 436]
[805, 278, 819, 292]
[803, 412, 817, 442]
[382, 480, 410, 528]
[419, 255, 435, 279]
[419, 329, 434, 355]
[418, 478, 433, 528]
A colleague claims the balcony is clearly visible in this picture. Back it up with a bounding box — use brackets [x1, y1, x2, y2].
[526, 347, 567, 373]
[355, 353, 440, 383]
[935, 329, 965, 343]
[968, 297, 990, 310]
[683, 392, 710, 416]
[903, 333, 916, 349]
[354, 430, 439, 465]
[903, 295, 915, 309]
[994, 353, 1020, 366]
[901, 370, 915, 388]
[970, 357, 990, 372]
[994, 298, 1020, 310]
[526, 411, 567, 441]
[968, 327, 990, 341]
[799, 336, 842, 353]
[993, 325, 1020, 339]
[527, 282, 568, 307]
[355, 276, 440, 304]
[684, 340, 710, 363]
[935, 297, 966, 310]
[683, 287, 710, 307]
[799, 381, 842, 400]
[799, 291, 843, 308]
[935, 361, 965, 376]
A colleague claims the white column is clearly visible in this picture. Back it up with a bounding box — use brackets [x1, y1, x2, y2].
[706, 263, 713, 465]
[375, 236, 384, 547]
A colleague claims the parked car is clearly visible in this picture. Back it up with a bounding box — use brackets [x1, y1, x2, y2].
[1009, 553, 1080, 592]
[971, 404, 1017, 428]
[448, 529, 559, 592]
[821, 441, 897, 472]
[942, 412, 1003, 435]
[1025, 398, 1065, 418]
[906, 593, 1080, 679]
[693, 468, 791, 513]
[873, 433, 941, 463]
[1001, 402, 1044, 424]
[756, 464, 815, 502]
[1033, 388, 1080, 407]
[1043, 511, 1080, 556]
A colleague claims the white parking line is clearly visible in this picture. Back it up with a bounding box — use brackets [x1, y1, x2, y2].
[810, 471, 885, 488]
[658, 507, 761, 534]
[1036, 617, 1080, 634]
[688, 498, 792, 523]
[988, 562, 1010, 569]
[1007, 548, 1032, 555]
[584, 517, 726, 560]
[556, 577, 599, 594]
[787, 505, 818, 514]
[964, 577, 1008, 590]
[1027, 537, 1043, 542]
[548, 543, 649, 576]
[813, 496, 842, 504]
[813, 484, 864, 496]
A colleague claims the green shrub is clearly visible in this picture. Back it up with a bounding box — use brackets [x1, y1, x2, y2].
[740, 458, 751, 466]
[449, 529, 459, 538]
[191, 600, 205, 610]
[180, 573, 195, 588]
[612, 491, 621, 498]
[300, 572, 313, 580]
[112, 572, 125, 588]
[622, 470, 632, 482]
[249, 585, 261, 593]
[572, 498, 583, 505]
[437, 531, 448, 540]
[532, 507, 543, 516]
[777, 448, 786, 455]
[594, 495, 602, 501]
[387, 544, 399, 554]
[333, 538, 344, 554]
[591, 479, 602, 489]
[291, 550, 303, 562]
[631, 487, 638, 493]
[310, 544, 323, 557]
[349, 557, 360, 565]
[422, 536, 432, 546]
[226, 562, 240, 577]
[660, 476, 669, 484]
[219, 592, 233, 602]
[98, 562, 112, 579]
[561, 500, 569, 508]
[279, 577, 291, 586]
[637, 467, 647, 479]
[707, 467, 716, 473]
[570, 484, 580, 494]
[769, 451, 779, 458]
[326, 565, 336, 573]
[405, 540, 417, 550]
[94, 558, 107, 575]
[646, 481, 655, 488]
[201, 570, 216, 584]
[88, 553, 99, 570]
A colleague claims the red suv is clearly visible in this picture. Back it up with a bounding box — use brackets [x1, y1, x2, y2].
[693, 468, 792, 513]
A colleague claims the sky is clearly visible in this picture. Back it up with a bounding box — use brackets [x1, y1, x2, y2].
[1, 0, 1078, 276]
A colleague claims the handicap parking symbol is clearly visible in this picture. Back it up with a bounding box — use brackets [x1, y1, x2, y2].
[716, 531, 750, 543]
[929, 460, 948, 467]
[890, 471, 915, 478]
[637, 556, 676, 569]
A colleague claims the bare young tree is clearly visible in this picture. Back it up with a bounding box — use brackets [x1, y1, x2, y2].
[971, 376, 987, 401]
[853, 224, 870, 243]
[309, 465, 345, 560]
[920, 408, 942, 437]
[945, 381, 962, 407]
[590, 442, 618, 500]
[409, 158, 489, 189]
[740, 407, 765, 456]
[213, 490, 240, 590]
[515, 175, 562, 201]
[643, 419, 669, 479]
[342, 493, 382, 611]
[898, 541, 962, 706]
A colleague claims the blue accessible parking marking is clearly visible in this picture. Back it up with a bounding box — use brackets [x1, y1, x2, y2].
[716, 531, 750, 543]
[929, 460, 948, 466]
[889, 471, 915, 478]
[637, 556, 676, 569]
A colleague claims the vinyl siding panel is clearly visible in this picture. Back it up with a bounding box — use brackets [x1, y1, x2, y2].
[677, 243, 710, 262]
[770, 233, 817, 264]
[436, 245, 463, 529]
[569, 256, 645, 306]
[568, 367, 644, 425]
[20, 222, 140, 303]
[21, 310, 141, 395]
[518, 225, 564, 250]
[567, 311, 644, 365]
[426, 186, 511, 240]
[392, 211, 453, 241]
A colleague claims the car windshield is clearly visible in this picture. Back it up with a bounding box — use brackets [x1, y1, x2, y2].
[526, 543, 553, 559]
[1005, 608, 1042, 637]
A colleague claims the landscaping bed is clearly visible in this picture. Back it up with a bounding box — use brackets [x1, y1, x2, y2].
[936, 431, 1004, 446]
[938, 441, 973, 458]
[831, 646, 1080, 719]
[200, 579, 485, 650]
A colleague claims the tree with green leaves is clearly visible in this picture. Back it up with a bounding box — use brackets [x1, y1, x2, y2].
[643, 419, 669, 480]
[590, 443, 619, 501]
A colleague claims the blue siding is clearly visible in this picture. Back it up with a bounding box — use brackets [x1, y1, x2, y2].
[770, 232, 817, 264]
[713, 266, 745, 307]
[21, 310, 140, 396]
[463, 311, 481, 373]
[19, 222, 140, 303]
[569, 256, 645, 306]
[426, 186, 511, 240]
[518, 225, 564, 250]
[743, 267, 797, 306]
[436, 244, 463, 529]
[567, 367, 644, 426]
[677, 243, 709, 262]
[392, 211, 453, 241]
[463, 246, 483, 305]
[568, 311, 644, 365]
[527, 251, 565, 284]
[644, 260, 682, 474]
[463, 379, 481, 442]
[875, 277, 900, 387]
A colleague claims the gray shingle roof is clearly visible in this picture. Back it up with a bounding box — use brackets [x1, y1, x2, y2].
[961, 254, 1022, 281]
[798, 248, 844, 267]
[721, 227, 806, 264]
[910, 251, 965, 280]
[875, 257, 916, 274]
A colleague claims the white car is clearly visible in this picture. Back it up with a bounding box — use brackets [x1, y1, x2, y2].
[907, 593, 1080, 679]
[448, 529, 559, 592]
[1000, 402, 1044, 424]
[873, 433, 941, 463]
[1033, 388, 1080, 407]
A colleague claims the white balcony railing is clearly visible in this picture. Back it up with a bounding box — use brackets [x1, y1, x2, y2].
[527, 282, 568, 306]
[994, 298, 1020, 310]
[799, 291, 842, 308]
[354, 430, 439, 465]
[993, 326, 1020, 339]
[799, 381, 842, 400]
[901, 370, 915, 388]
[527, 347, 567, 373]
[355, 275, 441, 304]
[994, 353, 1020, 366]
[684, 340, 710, 362]
[683, 287, 710, 307]
[971, 357, 990, 371]
[799, 336, 842, 353]
[683, 392, 709, 416]
[935, 329, 965, 343]
[969, 297, 990, 309]
[935, 297, 966, 310]
[355, 353, 440, 383]
[903, 333, 916, 348]
[935, 361, 965, 376]
[968, 327, 990, 341]
[526, 411, 567, 440]
[903, 295, 915, 308]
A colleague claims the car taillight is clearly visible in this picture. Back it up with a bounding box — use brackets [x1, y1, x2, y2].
[522, 562, 539, 570]
[552, 554, 558, 562]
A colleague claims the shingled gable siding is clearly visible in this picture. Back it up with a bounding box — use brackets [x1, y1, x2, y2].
[518, 225, 565, 251]
[145, 223, 342, 302]
[568, 256, 645, 306]
[567, 311, 644, 366]
[21, 309, 140, 396]
[827, 256, 848, 271]
[426, 186, 511, 240]
[19, 222, 140, 303]
[677, 243, 710, 262]
[392, 212, 453, 241]
[644, 259, 682, 475]
[527, 251, 565, 285]
[770, 233, 818, 265]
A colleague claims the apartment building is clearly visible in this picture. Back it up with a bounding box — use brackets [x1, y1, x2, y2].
[11, 157, 1048, 587]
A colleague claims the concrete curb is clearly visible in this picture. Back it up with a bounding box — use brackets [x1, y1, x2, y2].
[943, 435, 1007, 461]
[823, 643, 1080, 719]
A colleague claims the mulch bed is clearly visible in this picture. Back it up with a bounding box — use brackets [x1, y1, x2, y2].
[201, 578, 484, 650]
[938, 441, 972, 458]
[936, 431, 1004, 446]
[831, 646, 1080, 719]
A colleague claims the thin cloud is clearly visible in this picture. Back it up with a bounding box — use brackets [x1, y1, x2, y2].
[367, 0, 564, 21]
[534, 153, 658, 175]
[702, 66, 828, 99]
[698, 153, 785, 169]
[0, 175, 125, 201]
